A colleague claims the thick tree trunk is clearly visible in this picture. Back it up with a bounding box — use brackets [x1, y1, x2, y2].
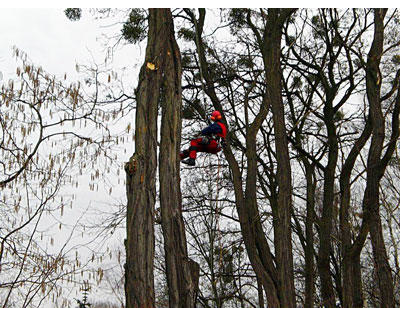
[263, 8, 296, 307]
[159, 8, 199, 308]
[125, 8, 167, 307]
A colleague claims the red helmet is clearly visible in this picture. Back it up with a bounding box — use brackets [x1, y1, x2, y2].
[210, 110, 222, 121]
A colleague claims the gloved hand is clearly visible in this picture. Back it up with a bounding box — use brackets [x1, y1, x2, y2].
[200, 136, 210, 145]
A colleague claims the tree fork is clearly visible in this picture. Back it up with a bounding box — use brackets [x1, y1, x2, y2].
[125, 8, 167, 308]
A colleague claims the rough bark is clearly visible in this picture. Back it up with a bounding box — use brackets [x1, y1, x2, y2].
[159, 8, 199, 308]
[262, 8, 296, 307]
[125, 8, 166, 307]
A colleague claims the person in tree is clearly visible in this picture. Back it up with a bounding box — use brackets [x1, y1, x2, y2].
[180, 110, 227, 166]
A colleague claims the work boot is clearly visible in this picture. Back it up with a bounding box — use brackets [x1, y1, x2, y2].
[181, 158, 195, 166]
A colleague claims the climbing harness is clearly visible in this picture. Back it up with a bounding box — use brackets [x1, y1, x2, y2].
[199, 136, 211, 145]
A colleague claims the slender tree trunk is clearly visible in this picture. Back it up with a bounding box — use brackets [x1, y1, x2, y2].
[125, 8, 167, 307]
[304, 162, 316, 307]
[245, 119, 281, 307]
[159, 8, 199, 308]
[257, 277, 265, 308]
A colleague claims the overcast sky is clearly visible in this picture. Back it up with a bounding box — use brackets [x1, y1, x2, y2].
[0, 8, 142, 82]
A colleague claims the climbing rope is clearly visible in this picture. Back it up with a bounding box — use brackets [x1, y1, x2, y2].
[201, 152, 223, 293]
[213, 153, 224, 289]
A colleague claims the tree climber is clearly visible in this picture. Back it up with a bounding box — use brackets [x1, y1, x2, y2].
[180, 110, 227, 166]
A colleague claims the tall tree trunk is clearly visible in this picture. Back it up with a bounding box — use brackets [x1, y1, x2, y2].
[159, 8, 199, 308]
[263, 8, 296, 307]
[339, 116, 372, 307]
[125, 8, 166, 307]
[364, 8, 395, 307]
[245, 105, 281, 307]
[316, 93, 338, 308]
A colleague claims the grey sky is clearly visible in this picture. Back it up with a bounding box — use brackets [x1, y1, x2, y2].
[0, 7, 145, 88]
[0, 9, 101, 78]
